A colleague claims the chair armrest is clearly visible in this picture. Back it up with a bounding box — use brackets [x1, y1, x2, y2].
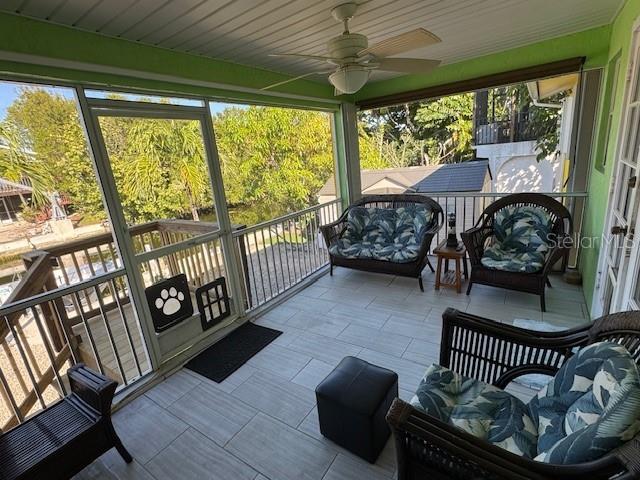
[542, 233, 573, 276]
[416, 214, 445, 257]
[460, 225, 492, 266]
[68, 363, 117, 416]
[387, 398, 627, 480]
[319, 218, 347, 248]
[440, 308, 591, 388]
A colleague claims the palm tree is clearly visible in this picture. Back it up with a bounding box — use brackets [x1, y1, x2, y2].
[119, 118, 209, 222]
[0, 120, 52, 207]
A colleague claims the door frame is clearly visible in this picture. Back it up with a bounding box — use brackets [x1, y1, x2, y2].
[593, 16, 640, 317]
[74, 89, 246, 368]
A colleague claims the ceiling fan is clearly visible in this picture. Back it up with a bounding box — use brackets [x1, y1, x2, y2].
[263, 2, 442, 95]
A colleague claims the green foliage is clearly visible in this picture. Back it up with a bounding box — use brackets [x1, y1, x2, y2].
[414, 93, 474, 163]
[103, 116, 212, 222]
[506, 84, 565, 161]
[2, 88, 102, 212]
[213, 106, 334, 221]
[358, 93, 475, 166]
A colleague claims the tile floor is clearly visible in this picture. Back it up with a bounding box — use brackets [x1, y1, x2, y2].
[74, 266, 589, 480]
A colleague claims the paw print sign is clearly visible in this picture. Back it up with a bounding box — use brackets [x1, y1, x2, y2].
[145, 274, 194, 332]
[155, 287, 184, 315]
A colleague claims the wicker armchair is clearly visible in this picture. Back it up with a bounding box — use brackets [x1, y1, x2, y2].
[387, 308, 640, 480]
[461, 193, 572, 311]
[320, 194, 444, 291]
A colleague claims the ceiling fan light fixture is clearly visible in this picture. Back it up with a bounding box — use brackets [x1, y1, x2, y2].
[329, 65, 370, 94]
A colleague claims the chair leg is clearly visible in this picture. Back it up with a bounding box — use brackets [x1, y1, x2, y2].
[540, 291, 547, 312]
[329, 263, 333, 276]
[466, 281, 473, 295]
[418, 275, 424, 292]
[546, 277, 552, 288]
[425, 256, 435, 273]
[106, 421, 133, 463]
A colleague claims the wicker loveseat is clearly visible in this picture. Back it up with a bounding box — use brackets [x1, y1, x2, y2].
[320, 194, 444, 291]
[461, 193, 572, 311]
[387, 308, 640, 480]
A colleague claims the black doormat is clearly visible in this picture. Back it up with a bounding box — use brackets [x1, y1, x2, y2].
[184, 323, 282, 382]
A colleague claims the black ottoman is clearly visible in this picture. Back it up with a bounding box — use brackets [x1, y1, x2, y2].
[315, 356, 398, 463]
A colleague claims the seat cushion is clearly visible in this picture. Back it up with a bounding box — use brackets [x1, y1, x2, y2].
[528, 341, 640, 464]
[410, 364, 538, 459]
[480, 243, 546, 273]
[480, 205, 554, 273]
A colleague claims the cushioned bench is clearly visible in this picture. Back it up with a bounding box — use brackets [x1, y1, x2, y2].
[320, 194, 443, 291]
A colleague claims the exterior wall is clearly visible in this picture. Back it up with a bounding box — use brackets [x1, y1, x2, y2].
[582, 0, 640, 314]
[475, 141, 563, 193]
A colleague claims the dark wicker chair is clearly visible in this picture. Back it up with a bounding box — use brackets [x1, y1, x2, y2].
[387, 308, 640, 480]
[461, 193, 572, 311]
[319, 194, 444, 291]
[0, 364, 132, 480]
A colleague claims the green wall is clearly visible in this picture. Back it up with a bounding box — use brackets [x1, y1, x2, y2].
[581, 0, 640, 313]
[0, 12, 338, 110]
[354, 25, 612, 102]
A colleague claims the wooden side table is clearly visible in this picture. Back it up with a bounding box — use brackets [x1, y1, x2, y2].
[433, 240, 468, 293]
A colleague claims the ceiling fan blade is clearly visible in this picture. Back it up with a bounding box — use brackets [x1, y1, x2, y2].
[374, 58, 441, 74]
[269, 53, 340, 62]
[359, 28, 441, 58]
[261, 70, 331, 91]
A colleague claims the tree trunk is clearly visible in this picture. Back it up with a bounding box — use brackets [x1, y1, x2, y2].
[190, 204, 200, 222]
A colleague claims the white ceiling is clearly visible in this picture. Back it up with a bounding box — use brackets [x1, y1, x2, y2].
[1, 0, 624, 84]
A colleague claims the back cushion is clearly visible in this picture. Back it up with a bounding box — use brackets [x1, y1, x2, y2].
[528, 342, 640, 464]
[493, 205, 553, 255]
[345, 207, 396, 244]
[395, 204, 434, 244]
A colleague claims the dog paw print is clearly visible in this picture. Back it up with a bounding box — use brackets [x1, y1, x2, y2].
[155, 287, 184, 316]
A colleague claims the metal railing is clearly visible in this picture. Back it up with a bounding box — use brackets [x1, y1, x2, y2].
[233, 199, 342, 311]
[474, 111, 536, 145]
[0, 219, 232, 432]
[0, 268, 149, 432]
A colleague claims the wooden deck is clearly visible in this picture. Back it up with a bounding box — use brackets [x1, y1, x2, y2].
[72, 303, 151, 386]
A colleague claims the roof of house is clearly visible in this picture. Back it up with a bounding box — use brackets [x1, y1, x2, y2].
[318, 160, 491, 196]
[0, 178, 33, 198]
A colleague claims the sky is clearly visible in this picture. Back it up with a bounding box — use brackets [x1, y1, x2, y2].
[0, 81, 75, 120]
[0, 79, 246, 120]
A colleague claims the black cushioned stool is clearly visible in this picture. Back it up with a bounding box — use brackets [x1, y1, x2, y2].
[315, 356, 398, 463]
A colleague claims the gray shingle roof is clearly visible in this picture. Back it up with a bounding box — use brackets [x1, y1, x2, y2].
[318, 160, 491, 196]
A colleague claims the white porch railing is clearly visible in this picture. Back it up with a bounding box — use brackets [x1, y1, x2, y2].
[233, 199, 342, 311]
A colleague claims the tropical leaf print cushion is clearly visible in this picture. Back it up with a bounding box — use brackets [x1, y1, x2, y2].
[481, 206, 554, 273]
[410, 364, 538, 458]
[330, 205, 435, 263]
[410, 342, 640, 465]
[528, 341, 640, 464]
